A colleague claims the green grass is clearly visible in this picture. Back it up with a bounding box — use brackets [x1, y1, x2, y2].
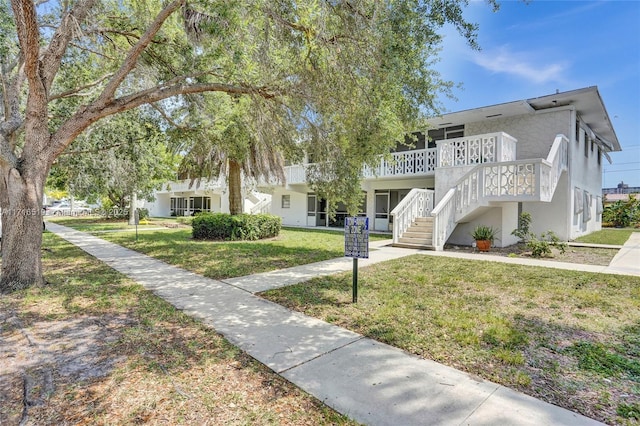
[51, 217, 389, 279]
[574, 228, 635, 245]
[261, 254, 640, 425]
[46, 215, 175, 232]
[41, 216, 639, 423]
[0, 233, 355, 425]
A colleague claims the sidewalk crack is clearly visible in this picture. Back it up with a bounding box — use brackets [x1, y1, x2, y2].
[276, 336, 365, 374]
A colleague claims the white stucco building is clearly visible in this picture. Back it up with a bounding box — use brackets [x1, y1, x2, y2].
[147, 87, 621, 250]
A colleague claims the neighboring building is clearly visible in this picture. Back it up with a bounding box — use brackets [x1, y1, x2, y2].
[146, 87, 620, 249]
[603, 181, 640, 195]
[603, 182, 639, 204]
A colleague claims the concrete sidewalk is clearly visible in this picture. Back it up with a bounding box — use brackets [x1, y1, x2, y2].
[604, 230, 640, 275]
[46, 222, 619, 426]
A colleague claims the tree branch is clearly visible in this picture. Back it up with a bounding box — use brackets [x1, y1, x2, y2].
[150, 103, 188, 130]
[40, 0, 98, 92]
[49, 79, 280, 160]
[68, 41, 117, 61]
[49, 73, 114, 101]
[95, 0, 185, 106]
[59, 142, 122, 156]
[11, 0, 42, 95]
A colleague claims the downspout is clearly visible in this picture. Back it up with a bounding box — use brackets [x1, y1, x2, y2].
[568, 107, 577, 240]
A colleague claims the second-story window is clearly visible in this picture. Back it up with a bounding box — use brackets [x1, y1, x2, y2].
[427, 125, 464, 147]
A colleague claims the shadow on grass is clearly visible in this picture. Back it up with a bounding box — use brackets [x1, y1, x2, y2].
[260, 260, 640, 425]
[2, 234, 352, 425]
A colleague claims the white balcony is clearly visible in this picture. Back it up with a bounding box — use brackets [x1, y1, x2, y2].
[282, 132, 518, 185]
[437, 132, 517, 167]
[158, 178, 225, 193]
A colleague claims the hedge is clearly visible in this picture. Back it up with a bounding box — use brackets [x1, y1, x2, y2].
[192, 212, 281, 241]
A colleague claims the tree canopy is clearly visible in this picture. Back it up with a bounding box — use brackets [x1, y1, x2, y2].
[49, 108, 177, 211]
[0, 0, 497, 291]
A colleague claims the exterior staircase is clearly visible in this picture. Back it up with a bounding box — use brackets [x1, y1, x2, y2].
[391, 134, 569, 251]
[394, 217, 434, 249]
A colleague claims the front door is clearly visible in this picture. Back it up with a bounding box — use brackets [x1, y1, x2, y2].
[307, 194, 317, 226]
[375, 192, 389, 231]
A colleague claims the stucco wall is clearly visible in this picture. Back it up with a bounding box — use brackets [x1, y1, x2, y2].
[465, 107, 602, 240]
[521, 173, 571, 240]
[447, 203, 519, 248]
[144, 193, 172, 217]
[568, 123, 603, 239]
[270, 188, 309, 227]
[434, 165, 475, 204]
[465, 109, 572, 160]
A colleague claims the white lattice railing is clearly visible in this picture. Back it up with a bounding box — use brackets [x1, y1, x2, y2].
[542, 134, 570, 201]
[431, 188, 456, 250]
[285, 164, 309, 184]
[362, 148, 438, 178]
[389, 189, 435, 244]
[250, 197, 272, 214]
[161, 178, 225, 193]
[437, 132, 517, 167]
[454, 135, 568, 221]
[428, 134, 569, 249]
[283, 132, 519, 184]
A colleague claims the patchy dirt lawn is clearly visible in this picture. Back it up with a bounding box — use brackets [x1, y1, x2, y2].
[0, 234, 354, 426]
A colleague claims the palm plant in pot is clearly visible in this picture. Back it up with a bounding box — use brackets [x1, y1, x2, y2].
[471, 225, 498, 252]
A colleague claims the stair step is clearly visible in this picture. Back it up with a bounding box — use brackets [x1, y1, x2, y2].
[413, 217, 433, 223]
[393, 242, 435, 250]
[399, 237, 433, 245]
[406, 225, 432, 233]
[403, 231, 433, 239]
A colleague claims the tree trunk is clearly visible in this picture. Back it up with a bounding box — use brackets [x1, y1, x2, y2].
[0, 166, 47, 293]
[228, 160, 243, 216]
[128, 192, 138, 225]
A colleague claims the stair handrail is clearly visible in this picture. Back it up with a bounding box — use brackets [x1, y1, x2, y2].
[250, 197, 272, 214]
[541, 134, 569, 201]
[390, 188, 435, 244]
[429, 134, 569, 249]
[431, 188, 457, 250]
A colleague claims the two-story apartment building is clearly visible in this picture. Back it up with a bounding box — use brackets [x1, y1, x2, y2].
[265, 86, 620, 249]
[146, 86, 620, 250]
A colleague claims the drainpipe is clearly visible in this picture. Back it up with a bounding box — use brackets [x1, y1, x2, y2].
[568, 107, 577, 240]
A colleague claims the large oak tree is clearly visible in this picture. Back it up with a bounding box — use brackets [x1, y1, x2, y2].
[0, 0, 495, 292]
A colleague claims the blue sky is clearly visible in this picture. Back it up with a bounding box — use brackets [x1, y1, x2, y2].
[433, 0, 640, 188]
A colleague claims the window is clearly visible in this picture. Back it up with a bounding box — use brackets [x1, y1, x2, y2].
[427, 125, 464, 148]
[598, 148, 602, 166]
[585, 135, 589, 158]
[281, 195, 291, 209]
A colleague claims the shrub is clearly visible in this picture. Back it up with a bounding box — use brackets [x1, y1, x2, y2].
[192, 213, 281, 241]
[602, 195, 640, 228]
[137, 208, 149, 221]
[511, 212, 567, 258]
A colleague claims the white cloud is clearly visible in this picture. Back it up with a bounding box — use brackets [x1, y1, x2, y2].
[473, 46, 568, 84]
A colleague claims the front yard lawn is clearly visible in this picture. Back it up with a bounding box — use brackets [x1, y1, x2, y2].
[574, 228, 637, 246]
[261, 255, 640, 425]
[48, 217, 389, 279]
[0, 234, 354, 425]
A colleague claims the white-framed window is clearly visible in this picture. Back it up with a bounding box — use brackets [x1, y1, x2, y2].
[281, 194, 291, 209]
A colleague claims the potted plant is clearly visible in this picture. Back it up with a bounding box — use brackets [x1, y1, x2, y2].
[471, 225, 498, 252]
